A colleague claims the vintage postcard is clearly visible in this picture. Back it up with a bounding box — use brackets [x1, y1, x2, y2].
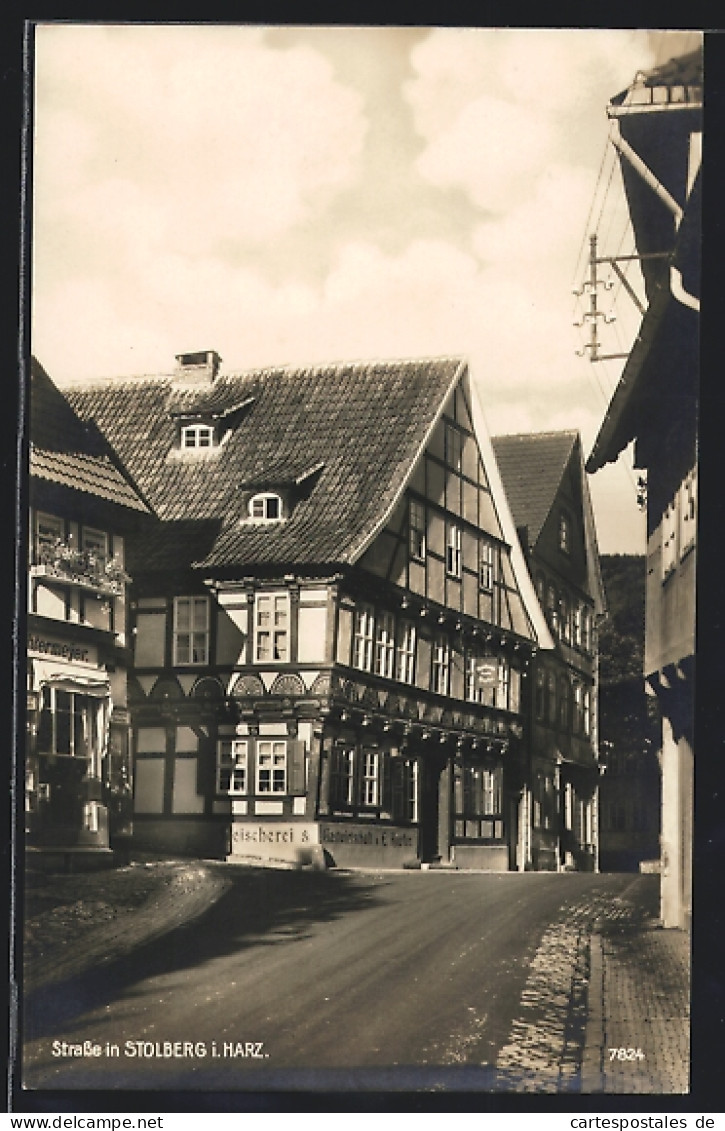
[13, 23, 703, 1108]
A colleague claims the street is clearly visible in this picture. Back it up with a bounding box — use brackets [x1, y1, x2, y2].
[22, 869, 656, 1093]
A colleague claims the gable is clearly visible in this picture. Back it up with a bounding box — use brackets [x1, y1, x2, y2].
[356, 369, 553, 646]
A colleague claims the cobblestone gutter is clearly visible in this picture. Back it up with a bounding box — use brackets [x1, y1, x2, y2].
[495, 881, 689, 1094]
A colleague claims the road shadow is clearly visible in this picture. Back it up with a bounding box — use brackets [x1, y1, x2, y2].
[22, 866, 386, 1044]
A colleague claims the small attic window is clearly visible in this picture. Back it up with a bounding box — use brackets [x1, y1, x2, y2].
[249, 492, 283, 521]
[181, 423, 215, 449]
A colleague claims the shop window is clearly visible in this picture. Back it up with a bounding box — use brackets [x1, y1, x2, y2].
[454, 760, 504, 840]
[446, 523, 462, 578]
[374, 612, 395, 679]
[432, 634, 450, 695]
[352, 604, 375, 672]
[254, 592, 289, 662]
[256, 740, 287, 794]
[409, 499, 426, 562]
[249, 492, 283, 522]
[479, 539, 495, 591]
[395, 621, 416, 684]
[173, 596, 210, 666]
[217, 739, 248, 794]
[37, 686, 102, 773]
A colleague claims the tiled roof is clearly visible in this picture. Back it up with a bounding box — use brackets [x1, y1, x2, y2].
[30, 359, 150, 514]
[66, 357, 464, 573]
[491, 431, 579, 550]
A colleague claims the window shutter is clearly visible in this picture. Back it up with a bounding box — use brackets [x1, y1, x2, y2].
[288, 739, 306, 796]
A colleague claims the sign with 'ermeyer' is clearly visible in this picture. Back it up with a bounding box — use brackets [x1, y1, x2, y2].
[28, 634, 98, 666]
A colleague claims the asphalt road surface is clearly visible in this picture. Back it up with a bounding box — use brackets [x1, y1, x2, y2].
[22, 869, 650, 1093]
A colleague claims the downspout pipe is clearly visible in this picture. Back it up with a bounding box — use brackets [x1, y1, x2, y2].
[610, 131, 700, 313]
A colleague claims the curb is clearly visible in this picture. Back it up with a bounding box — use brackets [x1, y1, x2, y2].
[581, 929, 605, 1092]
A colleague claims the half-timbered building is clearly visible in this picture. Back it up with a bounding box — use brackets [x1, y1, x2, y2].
[66, 350, 555, 869]
[493, 431, 605, 871]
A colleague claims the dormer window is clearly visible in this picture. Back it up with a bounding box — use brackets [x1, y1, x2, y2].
[181, 423, 215, 449]
[249, 492, 283, 522]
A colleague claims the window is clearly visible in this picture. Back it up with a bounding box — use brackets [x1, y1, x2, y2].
[479, 539, 495, 591]
[582, 608, 591, 653]
[409, 500, 426, 562]
[432, 634, 450, 695]
[395, 620, 416, 684]
[374, 612, 395, 679]
[254, 592, 290, 662]
[173, 596, 210, 666]
[509, 666, 521, 714]
[361, 750, 379, 807]
[81, 527, 108, 558]
[547, 670, 557, 725]
[559, 676, 570, 730]
[249, 492, 283, 522]
[37, 686, 101, 772]
[454, 760, 504, 839]
[257, 740, 287, 794]
[573, 682, 583, 733]
[446, 523, 462, 578]
[35, 512, 64, 562]
[559, 511, 571, 554]
[535, 668, 545, 720]
[583, 687, 591, 737]
[181, 423, 215, 449]
[330, 746, 355, 809]
[572, 604, 582, 648]
[559, 593, 570, 643]
[546, 584, 558, 635]
[445, 423, 462, 472]
[217, 740, 248, 794]
[352, 604, 374, 671]
[495, 658, 510, 710]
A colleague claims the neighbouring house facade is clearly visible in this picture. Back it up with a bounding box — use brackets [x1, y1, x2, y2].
[26, 359, 149, 862]
[493, 432, 605, 871]
[66, 350, 559, 870]
[586, 50, 701, 926]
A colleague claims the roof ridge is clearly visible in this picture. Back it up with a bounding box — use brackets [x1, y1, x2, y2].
[492, 429, 579, 441]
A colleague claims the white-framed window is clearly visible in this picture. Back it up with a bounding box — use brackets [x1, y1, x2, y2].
[495, 658, 510, 710]
[445, 423, 463, 472]
[583, 687, 591, 737]
[217, 739, 248, 794]
[479, 539, 495, 591]
[352, 604, 375, 672]
[559, 592, 570, 644]
[374, 612, 395, 679]
[257, 740, 287, 794]
[559, 511, 571, 554]
[254, 592, 290, 662]
[173, 596, 210, 666]
[361, 750, 379, 807]
[181, 423, 215, 449]
[249, 492, 283, 522]
[546, 584, 558, 635]
[409, 499, 426, 562]
[35, 512, 64, 562]
[446, 523, 462, 578]
[582, 607, 591, 653]
[432, 634, 450, 695]
[572, 604, 583, 648]
[395, 621, 416, 684]
[573, 682, 584, 733]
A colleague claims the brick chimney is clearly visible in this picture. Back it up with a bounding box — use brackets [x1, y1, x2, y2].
[174, 350, 222, 385]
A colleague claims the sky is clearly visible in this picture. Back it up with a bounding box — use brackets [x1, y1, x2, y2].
[30, 25, 703, 554]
